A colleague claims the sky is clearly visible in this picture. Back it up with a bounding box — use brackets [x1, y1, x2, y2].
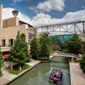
[1, 0, 85, 27]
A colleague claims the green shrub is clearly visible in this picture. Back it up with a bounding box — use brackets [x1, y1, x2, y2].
[75, 60, 80, 62]
[21, 64, 30, 69]
[18, 63, 30, 69]
[57, 51, 60, 53]
[80, 55, 85, 73]
[0, 70, 3, 77]
[9, 70, 19, 75]
[57, 45, 61, 51]
[63, 49, 69, 53]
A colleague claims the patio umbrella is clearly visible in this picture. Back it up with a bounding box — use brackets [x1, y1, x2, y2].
[3, 54, 9, 58]
[29, 51, 33, 54]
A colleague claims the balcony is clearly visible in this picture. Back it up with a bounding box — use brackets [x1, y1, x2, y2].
[1, 45, 30, 52]
[1, 46, 10, 52]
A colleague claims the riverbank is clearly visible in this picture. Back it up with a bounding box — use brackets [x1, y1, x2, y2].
[0, 52, 57, 85]
[0, 60, 41, 85]
[69, 62, 85, 85]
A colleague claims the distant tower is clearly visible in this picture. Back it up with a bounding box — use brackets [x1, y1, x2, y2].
[12, 10, 19, 17]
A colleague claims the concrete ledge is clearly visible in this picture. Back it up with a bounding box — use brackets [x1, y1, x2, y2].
[69, 61, 72, 85]
[4, 61, 41, 85]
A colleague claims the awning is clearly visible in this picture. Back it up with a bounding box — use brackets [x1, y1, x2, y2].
[3, 54, 9, 59]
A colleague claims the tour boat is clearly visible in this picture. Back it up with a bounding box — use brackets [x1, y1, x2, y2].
[49, 69, 63, 84]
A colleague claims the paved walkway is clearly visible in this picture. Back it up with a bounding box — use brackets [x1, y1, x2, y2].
[70, 63, 85, 85]
[0, 77, 9, 85]
[0, 60, 41, 85]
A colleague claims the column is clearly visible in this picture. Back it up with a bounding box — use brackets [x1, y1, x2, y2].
[0, 4, 3, 29]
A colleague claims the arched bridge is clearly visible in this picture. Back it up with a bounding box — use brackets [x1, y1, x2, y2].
[50, 52, 81, 62]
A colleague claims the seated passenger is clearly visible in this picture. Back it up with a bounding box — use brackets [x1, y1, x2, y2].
[53, 72, 56, 77]
[51, 70, 54, 75]
[49, 75, 54, 82]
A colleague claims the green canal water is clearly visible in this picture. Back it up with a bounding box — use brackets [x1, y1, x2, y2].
[8, 56, 71, 85]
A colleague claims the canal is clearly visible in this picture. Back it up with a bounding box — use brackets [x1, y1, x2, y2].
[8, 56, 71, 85]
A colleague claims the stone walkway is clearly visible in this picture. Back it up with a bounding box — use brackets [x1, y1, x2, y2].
[0, 60, 41, 85]
[70, 63, 85, 85]
[0, 77, 9, 85]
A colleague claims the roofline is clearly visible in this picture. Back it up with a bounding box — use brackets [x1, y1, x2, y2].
[19, 20, 33, 28]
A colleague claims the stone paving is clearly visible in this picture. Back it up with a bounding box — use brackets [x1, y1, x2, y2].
[0, 60, 41, 85]
[0, 77, 8, 85]
[1, 63, 17, 80]
[70, 63, 85, 85]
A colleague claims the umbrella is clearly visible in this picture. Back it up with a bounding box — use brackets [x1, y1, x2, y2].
[3, 54, 9, 59]
[29, 51, 33, 54]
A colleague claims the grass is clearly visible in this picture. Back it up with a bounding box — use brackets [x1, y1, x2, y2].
[18, 63, 30, 69]
[0, 70, 3, 77]
[21, 64, 30, 69]
[9, 64, 31, 75]
[9, 70, 19, 75]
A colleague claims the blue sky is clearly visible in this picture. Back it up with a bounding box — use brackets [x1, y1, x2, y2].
[1, 0, 85, 26]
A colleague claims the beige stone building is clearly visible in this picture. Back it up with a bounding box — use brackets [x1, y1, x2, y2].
[0, 4, 37, 53]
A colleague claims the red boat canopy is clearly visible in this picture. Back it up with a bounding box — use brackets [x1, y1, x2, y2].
[3, 54, 9, 59]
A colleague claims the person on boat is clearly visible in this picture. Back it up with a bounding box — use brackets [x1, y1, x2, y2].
[53, 72, 56, 77]
[55, 70, 59, 77]
[49, 75, 54, 82]
[51, 70, 54, 76]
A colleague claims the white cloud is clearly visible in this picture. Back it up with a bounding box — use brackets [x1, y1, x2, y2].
[29, 0, 65, 12]
[32, 13, 64, 27]
[3, 8, 33, 25]
[14, 0, 22, 3]
[63, 10, 85, 20]
[10, 0, 22, 6]
[32, 10, 85, 27]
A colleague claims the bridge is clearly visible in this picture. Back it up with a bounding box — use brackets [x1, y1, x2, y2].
[34, 20, 85, 34]
[50, 52, 81, 62]
[33, 20, 85, 42]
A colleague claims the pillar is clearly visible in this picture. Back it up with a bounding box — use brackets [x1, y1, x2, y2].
[26, 25, 28, 43]
[0, 4, 3, 29]
[34, 28, 37, 37]
[71, 57, 74, 62]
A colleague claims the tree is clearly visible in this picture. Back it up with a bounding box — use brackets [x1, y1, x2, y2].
[65, 34, 82, 54]
[40, 32, 51, 46]
[80, 55, 85, 73]
[81, 41, 85, 53]
[39, 38, 50, 59]
[30, 37, 40, 59]
[8, 31, 30, 64]
[51, 36, 58, 45]
[50, 36, 61, 51]
[0, 48, 4, 77]
[39, 32, 50, 59]
[50, 45, 57, 51]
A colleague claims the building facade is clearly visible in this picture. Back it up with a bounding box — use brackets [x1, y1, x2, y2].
[0, 4, 37, 53]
